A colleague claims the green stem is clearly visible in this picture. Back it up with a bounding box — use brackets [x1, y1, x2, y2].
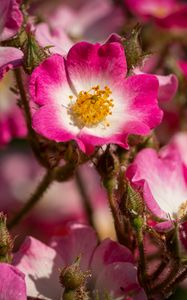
[137, 228, 150, 296]
[106, 184, 125, 244]
[75, 169, 95, 228]
[8, 168, 55, 229]
[151, 261, 180, 296]
[14, 68, 33, 135]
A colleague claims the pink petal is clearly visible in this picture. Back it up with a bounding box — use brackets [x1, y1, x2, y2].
[0, 0, 23, 41]
[35, 23, 73, 56]
[153, 74, 178, 102]
[32, 104, 79, 143]
[124, 74, 163, 132]
[91, 238, 134, 278]
[66, 41, 127, 92]
[13, 236, 63, 300]
[0, 46, 23, 79]
[0, 263, 27, 300]
[95, 262, 147, 300]
[50, 223, 98, 271]
[29, 54, 71, 106]
[126, 147, 187, 220]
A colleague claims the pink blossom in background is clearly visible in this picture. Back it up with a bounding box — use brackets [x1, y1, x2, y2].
[178, 60, 187, 78]
[32, 0, 125, 43]
[0, 263, 27, 300]
[35, 23, 73, 56]
[13, 224, 146, 300]
[126, 146, 187, 230]
[0, 47, 26, 146]
[30, 41, 163, 154]
[0, 0, 23, 41]
[124, 0, 187, 29]
[0, 151, 114, 242]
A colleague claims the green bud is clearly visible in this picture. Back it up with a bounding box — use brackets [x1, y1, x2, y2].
[63, 289, 77, 300]
[133, 216, 144, 231]
[0, 213, 13, 263]
[123, 24, 146, 72]
[22, 30, 49, 74]
[60, 257, 85, 290]
[126, 183, 144, 215]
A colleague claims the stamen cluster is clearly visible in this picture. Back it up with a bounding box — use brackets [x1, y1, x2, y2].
[68, 85, 114, 128]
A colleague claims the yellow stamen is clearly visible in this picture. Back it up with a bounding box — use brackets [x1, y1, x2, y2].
[68, 85, 114, 128]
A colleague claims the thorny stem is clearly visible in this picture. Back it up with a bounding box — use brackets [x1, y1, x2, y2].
[151, 261, 180, 296]
[106, 185, 125, 244]
[163, 267, 187, 295]
[137, 228, 150, 296]
[8, 168, 55, 229]
[150, 258, 169, 282]
[75, 169, 95, 228]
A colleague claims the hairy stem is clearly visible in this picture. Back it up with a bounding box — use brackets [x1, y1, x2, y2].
[8, 168, 55, 229]
[75, 169, 95, 228]
[14, 68, 33, 135]
[137, 228, 151, 297]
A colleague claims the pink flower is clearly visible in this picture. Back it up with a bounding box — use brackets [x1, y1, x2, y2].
[0, 47, 26, 146]
[0, 263, 27, 300]
[13, 224, 146, 300]
[32, 0, 124, 42]
[126, 146, 187, 230]
[30, 41, 163, 154]
[35, 23, 73, 56]
[0, 0, 23, 41]
[124, 0, 187, 29]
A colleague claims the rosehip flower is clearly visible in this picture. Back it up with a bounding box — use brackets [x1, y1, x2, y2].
[126, 147, 187, 230]
[124, 0, 187, 29]
[0, 263, 27, 299]
[13, 224, 147, 300]
[0, 0, 23, 41]
[0, 47, 26, 146]
[30, 41, 163, 154]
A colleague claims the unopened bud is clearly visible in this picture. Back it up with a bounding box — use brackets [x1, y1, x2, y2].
[0, 213, 13, 263]
[124, 24, 145, 72]
[60, 257, 85, 290]
[63, 289, 77, 300]
[22, 26, 49, 74]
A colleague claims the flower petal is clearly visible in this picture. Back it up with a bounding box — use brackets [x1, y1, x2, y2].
[91, 238, 134, 278]
[95, 262, 147, 300]
[0, 0, 23, 41]
[0, 46, 23, 79]
[13, 236, 63, 300]
[50, 223, 98, 271]
[126, 147, 187, 219]
[66, 41, 127, 93]
[29, 54, 72, 106]
[0, 263, 27, 300]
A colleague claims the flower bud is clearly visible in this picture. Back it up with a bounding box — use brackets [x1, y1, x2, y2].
[0, 213, 13, 263]
[124, 24, 146, 72]
[62, 289, 77, 300]
[60, 257, 85, 290]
